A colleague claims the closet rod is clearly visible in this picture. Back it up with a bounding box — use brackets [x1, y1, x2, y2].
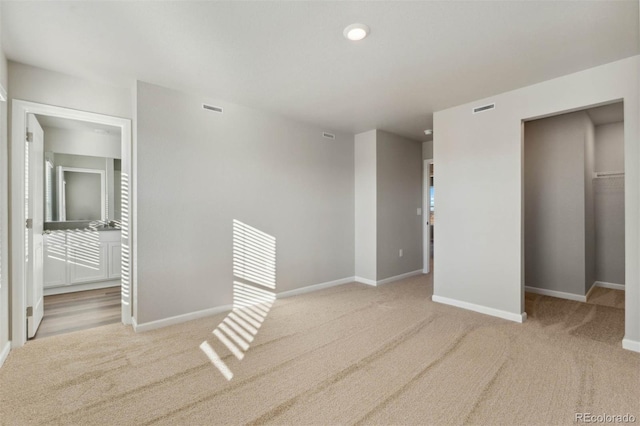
[594, 171, 624, 178]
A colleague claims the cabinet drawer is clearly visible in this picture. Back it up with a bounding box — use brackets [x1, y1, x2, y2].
[99, 231, 121, 243]
[67, 229, 101, 246]
[44, 231, 66, 246]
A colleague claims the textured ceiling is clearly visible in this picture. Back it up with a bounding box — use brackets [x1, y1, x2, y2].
[3, 1, 638, 141]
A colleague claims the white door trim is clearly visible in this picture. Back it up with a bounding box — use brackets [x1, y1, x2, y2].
[11, 100, 134, 348]
[423, 159, 433, 273]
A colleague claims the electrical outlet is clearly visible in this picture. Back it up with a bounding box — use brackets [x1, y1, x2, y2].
[399, 249, 403, 257]
[417, 208, 422, 215]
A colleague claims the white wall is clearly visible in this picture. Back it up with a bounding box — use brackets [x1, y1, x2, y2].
[354, 130, 377, 281]
[523, 112, 590, 296]
[8, 62, 131, 119]
[43, 127, 121, 159]
[433, 56, 639, 349]
[53, 153, 106, 170]
[594, 122, 625, 285]
[0, 3, 10, 365]
[422, 141, 433, 160]
[136, 81, 354, 324]
[584, 114, 596, 294]
[376, 130, 423, 280]
[595, 123, 625, 171]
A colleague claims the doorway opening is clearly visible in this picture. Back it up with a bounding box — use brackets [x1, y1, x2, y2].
[11, 101, 132, 347]
[523, 101, 625, 343]
[33, 115, 123, 339]
[423, 159, 434, 273]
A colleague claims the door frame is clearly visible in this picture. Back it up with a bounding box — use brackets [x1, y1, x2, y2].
[11, 100, 134, 348]
[423, 159, 433, 273]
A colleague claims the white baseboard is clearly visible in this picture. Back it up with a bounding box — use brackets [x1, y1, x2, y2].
[524, 286, 586, 302]
[277, 277, 355, 299]
[132, 271, 425, 334]
[0, 341, 11, 368]
[355, 276, 376, 286]
[133, 275, 359, 333]
[133, 304, 233, 333]
[622, 338, 640, 353]
[376, 270, 424, 286]
[526, 282, 624, 304]
[356, 270, 424, 287]
[585, 282, 597, 300]
[595, 281, 625, 291]
[44, 280, 120, 296]
[432, 295, 527, 323]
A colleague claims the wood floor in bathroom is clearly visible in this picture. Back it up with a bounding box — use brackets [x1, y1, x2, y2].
[33, 286, 121, 340]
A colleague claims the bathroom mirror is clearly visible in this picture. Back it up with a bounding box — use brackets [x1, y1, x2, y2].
[44, 152, 121, 224]
[57, 167, 105, 221]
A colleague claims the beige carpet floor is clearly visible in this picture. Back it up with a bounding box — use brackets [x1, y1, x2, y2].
[1, 274, 638, 425]
[586, 286, 625, 310]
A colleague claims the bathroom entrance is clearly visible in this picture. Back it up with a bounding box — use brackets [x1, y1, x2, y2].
[30, 114, 124, 339]
[11, 101, 133, 345]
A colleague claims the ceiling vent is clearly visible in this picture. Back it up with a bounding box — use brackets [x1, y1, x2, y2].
[472, 103, 495, 114]
[203, 104, 223, 114]
[322, 132, 336, 139]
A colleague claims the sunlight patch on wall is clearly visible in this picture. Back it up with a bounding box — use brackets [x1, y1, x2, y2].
[232, 220, 276, 289]
[120, 173, 130, 306]
[200, 220, 276, 380]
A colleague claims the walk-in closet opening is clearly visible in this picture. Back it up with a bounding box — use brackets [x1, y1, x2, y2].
[523, 101, 625, 341]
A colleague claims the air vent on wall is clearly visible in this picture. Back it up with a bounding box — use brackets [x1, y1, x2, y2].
[472, 103, 495, 114]
[322, 132, 336, 139]
[203, 104, 223, 113]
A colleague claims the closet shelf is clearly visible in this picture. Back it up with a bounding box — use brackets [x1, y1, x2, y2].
[594, 171, 624, 178]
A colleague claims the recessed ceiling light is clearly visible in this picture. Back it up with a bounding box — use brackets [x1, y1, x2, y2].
[344, 23, 369, 41]
[424, 129, 433, 135]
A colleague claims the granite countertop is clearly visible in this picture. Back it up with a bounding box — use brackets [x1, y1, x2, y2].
[44, 221, 122, 232]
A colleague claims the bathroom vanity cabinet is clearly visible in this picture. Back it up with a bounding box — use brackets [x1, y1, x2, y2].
[43, 229, 121, 295]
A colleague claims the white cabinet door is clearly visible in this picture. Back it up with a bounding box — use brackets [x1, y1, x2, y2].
[108, 243, 122, 278]
[43, 243, 67, 288]
[69, 243, 108, 284]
